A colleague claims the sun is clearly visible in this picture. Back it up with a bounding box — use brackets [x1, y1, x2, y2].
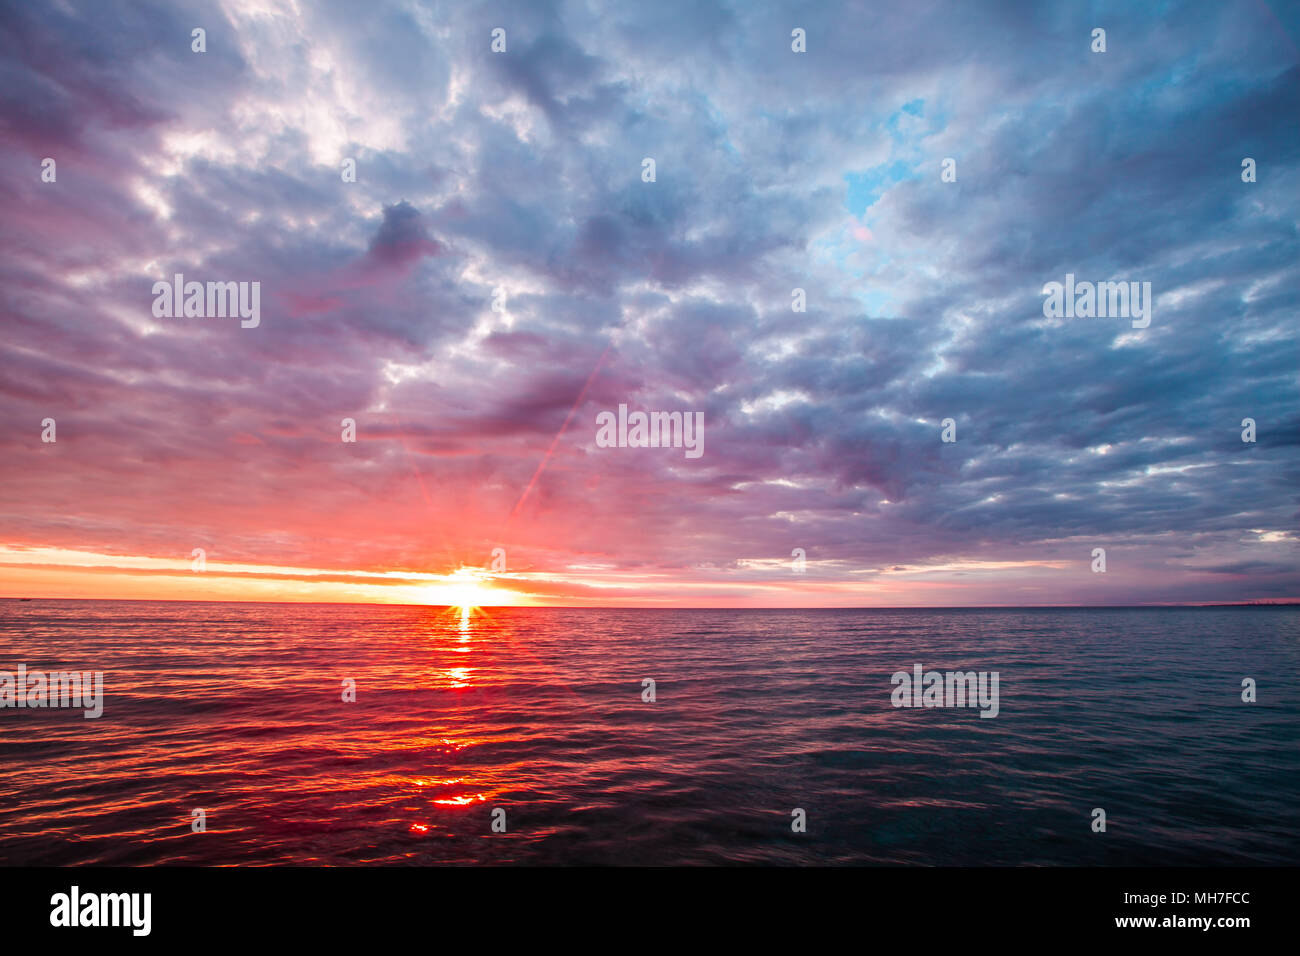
[428, 567, 501, 609]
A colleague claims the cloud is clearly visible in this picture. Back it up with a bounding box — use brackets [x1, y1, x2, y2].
[0, 0, 1296, 604]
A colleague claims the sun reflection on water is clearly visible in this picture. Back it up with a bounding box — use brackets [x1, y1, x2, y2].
[402, 605, 503, 835]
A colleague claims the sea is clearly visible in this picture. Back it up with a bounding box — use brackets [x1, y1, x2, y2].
[1, 601, 1297, 866]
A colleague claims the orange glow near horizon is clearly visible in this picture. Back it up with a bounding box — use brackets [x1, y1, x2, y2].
[2, 543, 1252, 608]
[0, 545, 528, 606]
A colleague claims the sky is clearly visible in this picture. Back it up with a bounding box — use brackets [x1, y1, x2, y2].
[1, 0, 1297, 607]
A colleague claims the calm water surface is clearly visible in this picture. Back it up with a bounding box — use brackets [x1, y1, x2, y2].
[1, 601, 1297, 865]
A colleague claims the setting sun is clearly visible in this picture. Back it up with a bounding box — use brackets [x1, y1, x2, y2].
[426, 568, 505, 609]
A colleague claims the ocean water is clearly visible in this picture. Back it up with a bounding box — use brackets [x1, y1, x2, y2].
[0, 600, 1297, 866]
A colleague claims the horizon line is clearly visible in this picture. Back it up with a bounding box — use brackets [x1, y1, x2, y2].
[3, 596, 1297, 610]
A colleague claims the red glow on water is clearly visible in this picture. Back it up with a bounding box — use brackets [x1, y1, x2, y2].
[433, 794, 486, 806]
